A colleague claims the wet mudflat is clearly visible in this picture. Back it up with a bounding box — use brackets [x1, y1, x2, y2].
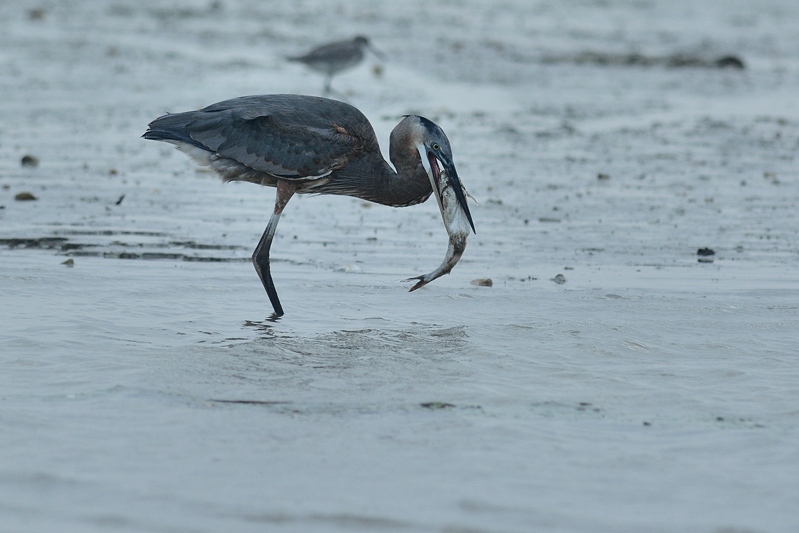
[2, 1, 798, 532]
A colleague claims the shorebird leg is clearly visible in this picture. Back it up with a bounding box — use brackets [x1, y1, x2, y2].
[323, 73, 333, 95]
[253, 180, 296, 318]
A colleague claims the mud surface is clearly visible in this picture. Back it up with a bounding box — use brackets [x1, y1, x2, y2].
[2, 1, 798, 532]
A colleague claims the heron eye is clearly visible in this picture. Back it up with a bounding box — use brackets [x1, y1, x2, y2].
[431, 143, 440, 151]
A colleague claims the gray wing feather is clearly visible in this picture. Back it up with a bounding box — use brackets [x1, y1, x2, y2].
[149, 95, 369, 179]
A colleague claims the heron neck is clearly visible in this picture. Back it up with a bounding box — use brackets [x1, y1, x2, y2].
[379, 153, 432, 207]
[336, 154, 431, 207]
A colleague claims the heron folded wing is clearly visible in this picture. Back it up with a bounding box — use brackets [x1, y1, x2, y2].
[186, 105, 363, 180]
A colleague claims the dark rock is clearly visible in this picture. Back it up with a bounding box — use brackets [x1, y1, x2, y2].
[14, 192, 38, 201]
[715, 55, 745, 69]
[21, 155, 39, 167]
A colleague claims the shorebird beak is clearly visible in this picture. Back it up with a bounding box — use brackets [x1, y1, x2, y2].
[367, 43, 386, 61]
[418, 146, 476, 235]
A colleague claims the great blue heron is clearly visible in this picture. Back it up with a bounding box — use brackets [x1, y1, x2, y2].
[287, 36, 384, 95]
[143, 94, 475, 317]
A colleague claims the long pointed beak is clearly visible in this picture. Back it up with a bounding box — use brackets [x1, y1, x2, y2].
[428, 152, 476, 234]
[367, 43, 386, 61]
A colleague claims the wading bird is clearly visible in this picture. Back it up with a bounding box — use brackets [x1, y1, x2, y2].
[143, 94, 475, 317]
[287, 36, 384, 95]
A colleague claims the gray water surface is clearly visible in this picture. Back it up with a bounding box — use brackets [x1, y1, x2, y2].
[2, 1, 798, 532]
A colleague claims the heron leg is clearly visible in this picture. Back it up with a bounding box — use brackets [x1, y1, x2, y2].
[323, 74, 333, 95]
[253, 180, 296, 317]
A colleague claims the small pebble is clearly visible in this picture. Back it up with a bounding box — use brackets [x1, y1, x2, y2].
[28, 8, 46, 20]
[421, 402, 455, 410]
[597, 173, 610, 180]
[15, 192, 38, 201]
[470, 278, 493, 287]
[552, 273, 567, 284]
[21, 155, 39, 168]
[714, 55, 745, 69]
[61, 258, 75, 267]
[697, 247, 715, 263]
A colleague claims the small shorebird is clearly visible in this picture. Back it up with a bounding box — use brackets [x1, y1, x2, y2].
[287, 36, 384, 95]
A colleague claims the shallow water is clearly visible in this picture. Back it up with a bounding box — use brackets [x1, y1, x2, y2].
[2, 1, 799, 532]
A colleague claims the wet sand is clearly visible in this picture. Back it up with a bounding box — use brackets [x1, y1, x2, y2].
[2, 1, 798, 532]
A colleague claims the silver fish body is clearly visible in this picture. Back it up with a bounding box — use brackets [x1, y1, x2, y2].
[408, 165, 473, 291]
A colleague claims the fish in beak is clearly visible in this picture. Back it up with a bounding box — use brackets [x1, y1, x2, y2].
[407, 142, 476, 291]
[425, 149, 475, 235]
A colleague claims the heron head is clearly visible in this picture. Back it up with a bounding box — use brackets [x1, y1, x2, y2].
[406, 116, 475, 235]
